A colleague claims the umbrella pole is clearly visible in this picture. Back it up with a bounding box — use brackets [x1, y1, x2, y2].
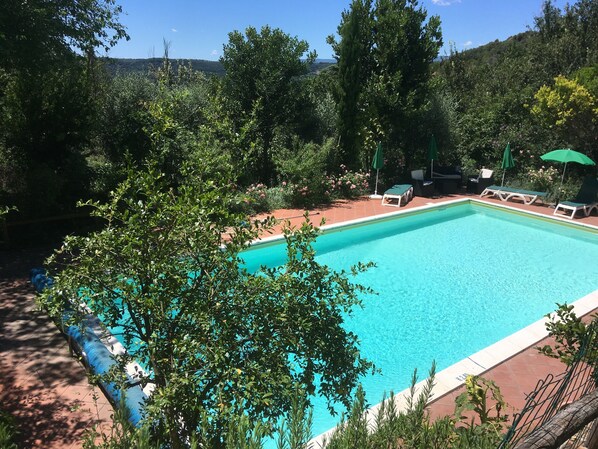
[374, 169, 380, 195]
[559, 162, 567, 192]
[501, 171, 506, 187]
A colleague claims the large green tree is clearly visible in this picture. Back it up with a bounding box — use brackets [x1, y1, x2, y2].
[40, 166, 373, 448]
[220, 26, 316, 185]
[330, 0, 442, 171]
[0, 0, 128, 217]
[0, 0, 127, 72]
[328, 0, 374, 170]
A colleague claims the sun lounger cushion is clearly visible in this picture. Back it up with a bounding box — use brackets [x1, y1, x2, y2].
[480, 185, 547, 205]
[381, 184, 413, 207]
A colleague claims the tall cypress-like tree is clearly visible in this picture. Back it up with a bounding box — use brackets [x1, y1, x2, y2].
[330, 0, 441, 171]
[329, 0, 373, 170]
[369, 0, 442, 169]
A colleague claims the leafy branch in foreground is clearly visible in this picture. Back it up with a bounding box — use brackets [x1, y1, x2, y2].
[39, 165, 373, 448]
[537, 303, 598, 366]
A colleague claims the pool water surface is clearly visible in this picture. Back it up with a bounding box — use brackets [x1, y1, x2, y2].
[241, 202, 598, 436]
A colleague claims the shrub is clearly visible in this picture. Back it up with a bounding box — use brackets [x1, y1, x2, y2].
[526, 165, 559, 193]
[326, 165, 370, 200]
[325, 365, 505, 449]
[243, 183, 270, 213]
[0, 410, 18, 449]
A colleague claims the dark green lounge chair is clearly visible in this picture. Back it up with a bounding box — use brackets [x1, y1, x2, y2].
[381, 184, 413, 207]
[480, 185, 547, 205]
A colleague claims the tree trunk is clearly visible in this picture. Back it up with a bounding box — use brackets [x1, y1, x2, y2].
[514, 388, 598, 449]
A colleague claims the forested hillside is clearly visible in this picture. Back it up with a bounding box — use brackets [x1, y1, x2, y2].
[432, 0, 597, 179]
[103, 57, 335, 77]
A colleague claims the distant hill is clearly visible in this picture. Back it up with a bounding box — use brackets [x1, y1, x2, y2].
[102, 58, 335, 77]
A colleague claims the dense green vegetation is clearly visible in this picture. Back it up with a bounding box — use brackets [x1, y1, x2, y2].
[2, 0, 597, 236]
[2, 0, 598, 447]
[0, 410, 18, 449]
[41, 166, 376, 448]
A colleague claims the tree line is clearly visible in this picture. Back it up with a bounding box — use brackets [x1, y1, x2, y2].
[2, 0, 596, 230]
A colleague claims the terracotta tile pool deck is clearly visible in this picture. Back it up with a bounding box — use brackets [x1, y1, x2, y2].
[1, 191, 596, 448]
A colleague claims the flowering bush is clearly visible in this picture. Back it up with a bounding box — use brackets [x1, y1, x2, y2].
[243, 183, 269, 213]
[282, 179, 327, 208]
[238, 166, 372, 214]
[326, 165, 370, 199]
[526, 166, 559, 192]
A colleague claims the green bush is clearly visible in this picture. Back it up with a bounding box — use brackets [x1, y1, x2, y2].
[273, 138, 333, 206]
[325, 365, 505, 449]
[0, 410, 18, 449]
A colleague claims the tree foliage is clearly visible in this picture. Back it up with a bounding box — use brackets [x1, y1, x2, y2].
[220, 26, 316, 184]
[434, 0, 598, 179]
[531, 75, 598, 159]
[330, 0, 442, 172]
[40, 166, 373, 447]
[0, 0, 128, 72]
[329, 0, 374, 170]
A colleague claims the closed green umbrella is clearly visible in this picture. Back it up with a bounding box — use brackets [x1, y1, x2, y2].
[540, 148, 596, 192]
[428, 134, 438, 178]
[371, 142, 384, 198]
[501, 142, 515, 186]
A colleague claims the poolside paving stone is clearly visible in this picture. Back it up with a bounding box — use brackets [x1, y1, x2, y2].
[1, 189, 596, 448]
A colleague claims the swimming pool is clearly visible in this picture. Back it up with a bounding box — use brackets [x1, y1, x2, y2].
[241, 200, 598, 438]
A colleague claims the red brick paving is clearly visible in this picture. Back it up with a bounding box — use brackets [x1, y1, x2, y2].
[1, 250, 112, 449]
[1, 190, 596, 447]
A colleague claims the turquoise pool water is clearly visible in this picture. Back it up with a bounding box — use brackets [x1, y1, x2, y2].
[242, 201, 598, 437]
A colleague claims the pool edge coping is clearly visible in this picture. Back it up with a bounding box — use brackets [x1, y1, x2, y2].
[250, 197, 598, 251]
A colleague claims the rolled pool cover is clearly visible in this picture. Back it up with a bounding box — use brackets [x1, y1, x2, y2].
[30, 268, 146, 426]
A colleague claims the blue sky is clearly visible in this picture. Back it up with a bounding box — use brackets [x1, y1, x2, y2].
[107, 0, 571, 60]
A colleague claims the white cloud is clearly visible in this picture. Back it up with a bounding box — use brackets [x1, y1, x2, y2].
[463, 40, 473, 47]
[432, 0, 461, 5]
[171, 28, 178, 33]
[211, 49, 218, 56]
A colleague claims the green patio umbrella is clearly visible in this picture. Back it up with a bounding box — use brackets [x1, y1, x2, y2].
[540, 148, 596, 192]
[501, 142, 515, 186]
[371, 142, 384, 198]
[428, 134, 438, 178]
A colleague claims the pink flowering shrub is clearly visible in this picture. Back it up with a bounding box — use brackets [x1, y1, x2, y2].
[243, 183, 269, 213]
[326, 165, 370, 199]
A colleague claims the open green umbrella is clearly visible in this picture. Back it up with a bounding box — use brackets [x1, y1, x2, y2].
[540, 148, 595, 191]
[371, 142, 384, 198]
[428, 134, 438, 178]
[501, 142, 515, 186]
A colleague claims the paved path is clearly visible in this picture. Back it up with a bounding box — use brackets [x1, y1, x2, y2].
[0, 249, 112, 449]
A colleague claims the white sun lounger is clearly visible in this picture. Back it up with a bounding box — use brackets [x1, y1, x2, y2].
[381, 184, 413, 207]
[553, 177, 598, 219]
[480, 185, 547, 205]
[553, 201, 598, 219]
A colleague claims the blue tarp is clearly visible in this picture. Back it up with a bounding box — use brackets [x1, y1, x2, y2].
[30, 268, 146, 425]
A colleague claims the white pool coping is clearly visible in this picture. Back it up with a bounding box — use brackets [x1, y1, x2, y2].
[251, 197, 598, 250]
